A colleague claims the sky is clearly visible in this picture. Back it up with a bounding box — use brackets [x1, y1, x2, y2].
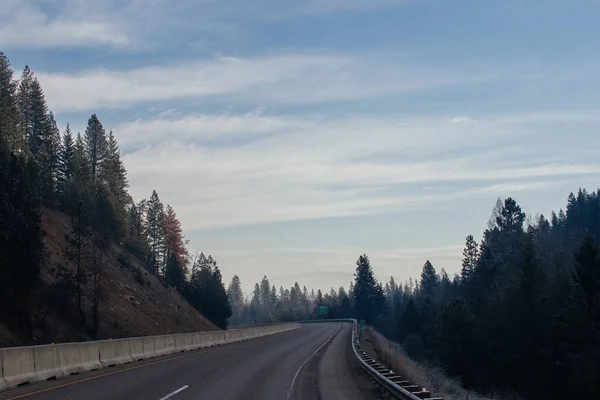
[2, 0, 600, 294]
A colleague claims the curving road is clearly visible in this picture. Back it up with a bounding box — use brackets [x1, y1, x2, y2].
[0, 322, 379, 400]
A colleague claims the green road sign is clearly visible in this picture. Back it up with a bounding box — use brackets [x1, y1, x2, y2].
[360, 319, 365, 330]
[318, 305, 328, 315]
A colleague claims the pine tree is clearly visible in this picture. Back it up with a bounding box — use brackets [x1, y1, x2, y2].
[57, 124, 75, 201]
[163, 205, 186, 269]
[487, 197, 503, 231]
[125, 199, 151, 260]
[39, 111, 61, 206]
[251, 283, 261, 320]
[165, 252, 186, 291]
[353, 254, 386, 323]
[27, 78, 50, 158]
[84, 114, 107, 180]
[146, 190, 165, 275]
[0, 52, 21, 153]
[260, 276, 271, 318]
[100, 130, 128, 203]
[497, 197, 526, 234]
[64, 200, 92, 325]
[461, 234, 479, 282]
[420, 260, 438, 298]
[184, 254, 232, 328]
[16, 66, 34, 157]
[227, 275, 245, 324]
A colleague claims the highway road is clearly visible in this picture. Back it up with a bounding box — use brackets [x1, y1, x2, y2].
[0, 322, 379, 400]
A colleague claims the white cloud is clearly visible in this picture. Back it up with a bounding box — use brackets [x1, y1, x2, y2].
[0, 0, 413, 52]
[0, 0, 129, 49]
[36, 53, 493, 112]
[119, 110, 600, 231]
[451, 116, 476, 124]
[117, 112, 305, 149]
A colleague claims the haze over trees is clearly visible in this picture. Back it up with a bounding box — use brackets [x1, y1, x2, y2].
[228, 191, 600, 400]
[0, 51, 231, 339]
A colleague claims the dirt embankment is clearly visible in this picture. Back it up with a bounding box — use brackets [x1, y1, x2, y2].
[0, 208, 217, 347]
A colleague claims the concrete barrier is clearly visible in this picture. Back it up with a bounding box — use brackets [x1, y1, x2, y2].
[1, 346, 35, 388]
[99, 339, 133, 367]
[193, 332, 213, 348]
[56, 342, 101, 375]
[174, 333, 195, 352]
[213, 331, 226, 346]
[141, 336, 156, 359]
[174, 334, 185, 352]
[0, 322, 301, 393]
[130, 338, 145, 361]
[224, 329, 243, 343]
[231, 329, 244, 342]
[207, 332, 219, 347]
[247, 327, 258, 339]
[0, 350, 5, 391]
[33, 344, 62, 381]
[163, 335, 176, 355]
[153, 336, 168, 357]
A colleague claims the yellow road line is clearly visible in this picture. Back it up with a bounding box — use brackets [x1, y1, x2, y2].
[7, 347, 216, 400]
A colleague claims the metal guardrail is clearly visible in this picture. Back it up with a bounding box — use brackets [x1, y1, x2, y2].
[349, 320, 441, 400]
[297, 318, 439, 399]
[352, 320, 422, 400]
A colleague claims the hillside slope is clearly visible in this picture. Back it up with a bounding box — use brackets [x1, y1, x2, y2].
[0, 208, 217, 347]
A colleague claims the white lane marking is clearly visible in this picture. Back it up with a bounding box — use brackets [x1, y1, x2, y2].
[217, 366, 227, 372]
[286, 326, 339, 400]
[158, 385, 189, 400]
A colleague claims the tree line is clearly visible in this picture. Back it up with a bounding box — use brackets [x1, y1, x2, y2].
[368, 190, 600, 400]
[227, 190, 600, 400]
[225, 274, 353, 325]
[0, 51, 231, 339]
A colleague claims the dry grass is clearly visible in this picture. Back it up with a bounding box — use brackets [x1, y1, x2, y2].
[0, 208, 218, 347]
[367, 328, 519, 400]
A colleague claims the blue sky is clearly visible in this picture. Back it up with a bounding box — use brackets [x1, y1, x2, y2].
[2, 0, 600, 293]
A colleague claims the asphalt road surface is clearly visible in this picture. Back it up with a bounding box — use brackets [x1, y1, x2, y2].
[0, 322, 379, 400]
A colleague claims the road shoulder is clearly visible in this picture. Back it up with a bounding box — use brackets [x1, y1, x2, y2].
[317, 322, 380, 400]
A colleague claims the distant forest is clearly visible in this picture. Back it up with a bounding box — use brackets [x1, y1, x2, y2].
[230, 191, 600, 399]
[0, 51, 231, 337]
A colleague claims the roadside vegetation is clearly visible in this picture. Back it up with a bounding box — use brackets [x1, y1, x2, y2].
[0, 51, 231, 345]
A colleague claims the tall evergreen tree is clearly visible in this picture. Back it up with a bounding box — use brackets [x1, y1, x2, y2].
[146, 190, 165, 275]
[163, 205, 186, 269]
[26, 78, 50, 158]
[419, 260, 438, 298]
[165, 252, 186, 291]
[0, 52, 21, 153]
[39, 111, 61, 205]
[184, 254, 232, 329]
[63, 200, 92, 325]
[100, 130, 128, 203]
[16, 66, 34, 158]
[497, 197, 526, 234]
[57, 124, 75, 200]
[84, 114, 107, 180]
[125, 199, 151, 260]
[353, 254, 386, 323]
[461, 234, 479, 282]
[227, 275, 245, 324]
